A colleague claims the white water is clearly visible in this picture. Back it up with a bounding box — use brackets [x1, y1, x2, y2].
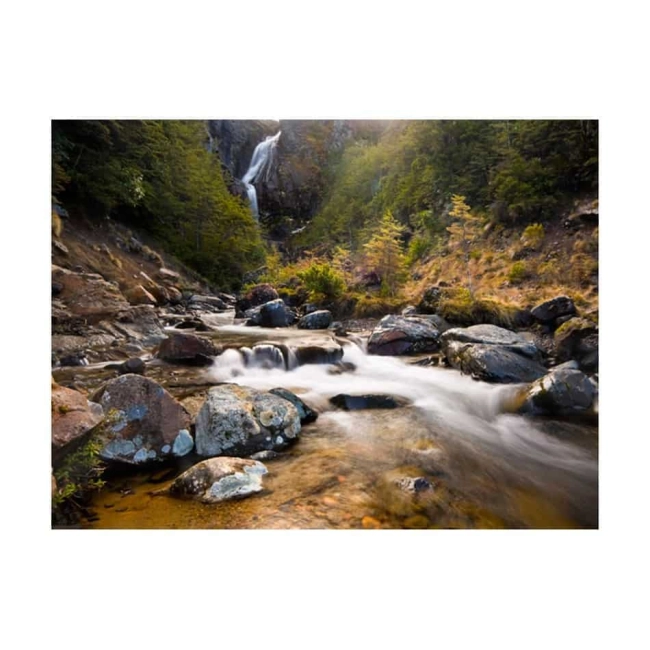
[209, 339, 598, 488]
[241, 131, 281, 219]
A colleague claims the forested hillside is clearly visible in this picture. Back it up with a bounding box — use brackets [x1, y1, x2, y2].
[52, 120, 265, 289]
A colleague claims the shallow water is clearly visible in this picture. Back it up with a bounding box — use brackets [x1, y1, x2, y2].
[74, 327, 597, 529]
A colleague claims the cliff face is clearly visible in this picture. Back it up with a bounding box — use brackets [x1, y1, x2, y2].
[208, 119, 390, 221]
[207, 119, 279, 180]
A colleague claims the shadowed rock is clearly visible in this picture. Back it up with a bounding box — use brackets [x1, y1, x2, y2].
[367, 315, 440, 356]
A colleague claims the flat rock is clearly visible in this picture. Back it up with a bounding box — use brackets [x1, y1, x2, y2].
[531, 296, 576, 323]
[441, 324, 539, 358]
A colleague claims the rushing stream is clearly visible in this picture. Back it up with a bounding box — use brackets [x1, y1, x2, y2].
[70, 320, 598, 530]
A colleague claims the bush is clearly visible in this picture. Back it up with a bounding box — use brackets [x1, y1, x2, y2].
[297, 262, 346, 301]
[521, 223, 545, 249]
[406, 233, 431, 265]
[508, 261, 528, 284]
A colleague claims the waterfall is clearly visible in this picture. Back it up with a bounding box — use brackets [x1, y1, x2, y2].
[241, 131, 281, 219]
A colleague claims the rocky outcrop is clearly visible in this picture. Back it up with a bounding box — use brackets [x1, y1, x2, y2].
[169, 457, 268, 503]
[298, 310, 333, 330]
[553, 317, 598, 372]
[531, 296, 576, 324]
[52, 265, 130, 323]
[195, 385, 301, 458]
[92, 375, 193, 465]
[367, 315, 440, 356]
[518, 368, 596, 416]
[52, 382, 104, 465]
[157, 332, 220, 366]
[269, 387, 318, 424]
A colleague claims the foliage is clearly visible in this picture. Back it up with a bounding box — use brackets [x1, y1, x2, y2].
[507, 261, 529, 284]
[53, 437, 106, 508]
[51, 120, 265, 289]
[297, 261, 346, 301]
[362, 210, 407, 296]
[521, 223, 545, 249]
[446, 195, 483, 293]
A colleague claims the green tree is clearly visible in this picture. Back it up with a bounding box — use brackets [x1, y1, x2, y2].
[363, 210, 407, 296]
[446, 195, 483, 294]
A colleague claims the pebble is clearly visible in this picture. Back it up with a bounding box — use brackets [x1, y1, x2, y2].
[323, 496, 338, 507]
[362, 515, 382, 529]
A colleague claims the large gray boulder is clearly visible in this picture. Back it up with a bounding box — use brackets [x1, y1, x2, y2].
[367, 315, 441, 356]
[245, 299, 293, 327]
[195, 384, 301, 457]
[92, 375, 193, 465]
[169, 457, 268, 503]
[298, 310, 333, 330]
[443, 341, 548, 383]
[519, 368, 596, 416]
[269, 387, 318, 423]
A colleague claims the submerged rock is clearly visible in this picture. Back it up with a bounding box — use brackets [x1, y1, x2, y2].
[169, 457, 268, 503]
[298, 310, 333, 330]
[92, 375, 192, 465]
[195, 384, 301, 457]
[531, 295, 576, 324]
[157, 332, 220, 365]
[269, 387, 318, 424]
[519, 368, 596, 416]
[367, 315, 440, 356]
[330, 394, 411, 410]
[292, 338, 344, 365]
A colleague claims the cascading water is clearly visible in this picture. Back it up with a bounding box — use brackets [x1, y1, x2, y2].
[241, 131, 281, 219]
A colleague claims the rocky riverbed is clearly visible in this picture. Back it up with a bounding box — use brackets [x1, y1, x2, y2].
[51, 278, 598, 529]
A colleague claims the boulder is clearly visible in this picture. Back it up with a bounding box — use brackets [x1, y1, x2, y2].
[92, 375, 192, 465]
[105, 305, 166, 347]
[367, 315, 440, 356]
[292, 338, 344, 365]
[269, 387, 318, 424]
[235, 283, 279, 318]
[167, 286, 183, 304]
[52, 383, 104, 465]
[124, 284, 157, 306]
[195, 384, 301, 457]
[157, 332, 221, 365]
[258, 298, 291, 327]
[443, 341, 548, 383]
[519, 368, 596, 416]
[298, 310, 333, 330]
[531, 296, 576, 324]
[169, 457, 268, 503]
[554, 317, 598, 372]
[330, 394, 411, 410]
[440, 324, 539, 358]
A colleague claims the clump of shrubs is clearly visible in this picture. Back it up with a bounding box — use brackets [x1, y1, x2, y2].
[521, 223, 545, 249]
[508, 261, 529, 284]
